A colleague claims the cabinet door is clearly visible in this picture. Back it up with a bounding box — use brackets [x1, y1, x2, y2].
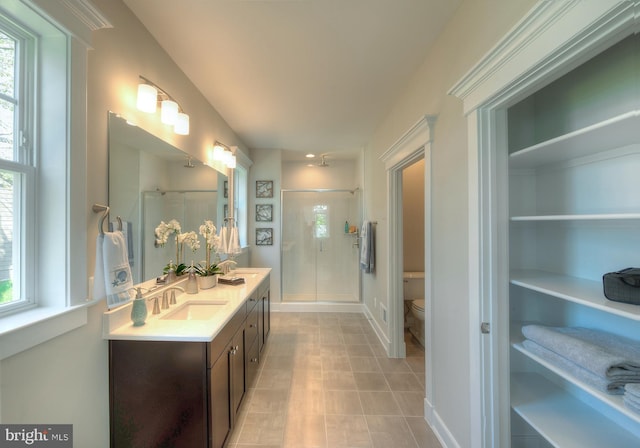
[230, 327, 245, 420]
[262, 289, 270, 347]
[209, 348, 232, 448]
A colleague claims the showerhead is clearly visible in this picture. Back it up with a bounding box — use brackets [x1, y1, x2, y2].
[317, 155, 329, 167]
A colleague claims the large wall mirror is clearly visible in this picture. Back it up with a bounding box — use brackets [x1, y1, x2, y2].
[108, 112, 227, 284]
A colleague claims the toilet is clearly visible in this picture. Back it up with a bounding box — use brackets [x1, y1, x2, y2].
[403, 272, 425, 347]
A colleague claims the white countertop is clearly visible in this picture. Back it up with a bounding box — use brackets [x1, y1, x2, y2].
[102, 268, 271, 342]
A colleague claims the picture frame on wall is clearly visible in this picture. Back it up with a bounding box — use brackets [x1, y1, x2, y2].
[256, 204, 273, 222]
[256, 180, 274, 198]
[224, 181, 228, 198]
[256, 228, 273, 246]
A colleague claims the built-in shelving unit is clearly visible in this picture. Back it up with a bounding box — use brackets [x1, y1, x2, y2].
[507, 32, 640, 447]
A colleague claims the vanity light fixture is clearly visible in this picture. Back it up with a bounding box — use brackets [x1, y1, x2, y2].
[136, 75, 189, 135]
[212, 141, 236, 168]
[305, 153, 315, 158]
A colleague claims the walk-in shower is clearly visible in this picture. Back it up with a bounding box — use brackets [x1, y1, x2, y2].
[281, 189, 361, 303]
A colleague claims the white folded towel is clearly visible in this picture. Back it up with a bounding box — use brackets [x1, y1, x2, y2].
[94, 231, 134, 309]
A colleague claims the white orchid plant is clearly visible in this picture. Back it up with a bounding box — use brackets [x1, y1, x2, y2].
[196, 220, 223, 277]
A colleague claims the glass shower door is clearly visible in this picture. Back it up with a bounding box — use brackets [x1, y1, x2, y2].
[282, 190, 361, 303]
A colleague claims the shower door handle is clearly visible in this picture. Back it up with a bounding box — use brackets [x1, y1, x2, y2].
[319, 240, 323, 252]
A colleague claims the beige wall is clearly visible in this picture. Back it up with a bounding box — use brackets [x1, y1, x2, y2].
[362, 0, 536, 445]
[0, 1, 247, 445]
[0, 0, 539, 446]
[403, 159, 425, 273]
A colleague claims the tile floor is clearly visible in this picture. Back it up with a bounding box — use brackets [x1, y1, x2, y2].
[227, 312, 442, 448]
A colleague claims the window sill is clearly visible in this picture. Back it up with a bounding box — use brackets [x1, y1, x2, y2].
[0, 300, 101, 360]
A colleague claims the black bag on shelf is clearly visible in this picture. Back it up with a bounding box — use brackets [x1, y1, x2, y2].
[603, 268, 640, 305]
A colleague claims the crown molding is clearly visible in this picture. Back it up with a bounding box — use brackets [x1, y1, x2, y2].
[449, 0, 637, 114]
[379, 115, 437, 169]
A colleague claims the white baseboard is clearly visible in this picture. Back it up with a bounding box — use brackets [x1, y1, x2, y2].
[425, 397, 461, 448]
[271, 302, 364, 313]
[363, 305, 391, 356]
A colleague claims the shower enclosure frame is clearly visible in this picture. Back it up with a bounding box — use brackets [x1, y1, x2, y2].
[280, 188, 362, 305]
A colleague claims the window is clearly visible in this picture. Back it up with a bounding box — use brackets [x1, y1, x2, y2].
[0, 18, 35, 314]
[314, 205, 329, 238]
[0, 0, 109, 360]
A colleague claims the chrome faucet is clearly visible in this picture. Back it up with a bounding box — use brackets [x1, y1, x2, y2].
[218, 259, 237, 275]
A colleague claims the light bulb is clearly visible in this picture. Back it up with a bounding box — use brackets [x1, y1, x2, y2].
[161, 100, 178, 125]
[174, 112, 190, 135]
[136, 84, 157, 113]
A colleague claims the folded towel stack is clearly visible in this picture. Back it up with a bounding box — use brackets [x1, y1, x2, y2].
[521, 325, 640, 395]
[624, 383, 640, 414]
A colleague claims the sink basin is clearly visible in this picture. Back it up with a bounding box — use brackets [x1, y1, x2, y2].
[161, 301, 228, 320]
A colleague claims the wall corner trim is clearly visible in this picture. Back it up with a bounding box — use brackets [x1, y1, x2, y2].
[379, 115, 437, 169]
[448, 0, 636, 115]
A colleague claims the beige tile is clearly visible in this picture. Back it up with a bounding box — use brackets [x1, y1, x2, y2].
[394, 391, 425, 417]
[319, 343, 348, 357]
[293, 354, 322, 370]
[236, 411, 285, 445]
[350, 356, 382, 373]
[406, 416, 442, 447]
[376, 357, 412, 373]
[263, 355, 295, 371]
[289, 387, 324, 415]
[255, 368, 292, 390]
[353, 372, 390, 391]
[291, 368, 324, 390]
[366, 415, 418, 448]
[284, 413, 327, 448]
[325, 414, 372, 447]
[323, 370, 357, 390]
[321, 354, 352, 372]
[341, 324, 365, 334]
[369, 342, 388, 357]
[346, 344, 375, 357]
[320, 332, 344, 345]
[324, 390, 363, 415]
[406, 356, 425, 374]
[385, 372, 423, 392]
[343, 333, 369, 345]
[358, 391, 402, 416]
[248, 388, 289, 414]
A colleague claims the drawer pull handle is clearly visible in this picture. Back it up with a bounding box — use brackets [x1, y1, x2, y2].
[251, 358, 258, 363]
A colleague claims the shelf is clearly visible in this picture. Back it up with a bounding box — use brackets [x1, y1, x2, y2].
[510, 270, 640, 321]
[512, 372, 640, 448]
[512, 343, 640, 425]
[511, 213, 640, 222]
[509, 111, 640, 169]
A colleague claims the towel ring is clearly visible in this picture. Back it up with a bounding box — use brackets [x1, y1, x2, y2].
[93, 204, 123, 235]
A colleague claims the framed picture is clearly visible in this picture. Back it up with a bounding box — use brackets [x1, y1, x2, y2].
[224, 181, 228, 198]
[256, 204, 273, 222]
[256, 180, 273, 198]
[256, 228, 273, 246]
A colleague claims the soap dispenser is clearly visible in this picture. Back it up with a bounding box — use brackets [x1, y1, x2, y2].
[185, 261, 199, 294]
[130, 287, 148, 327]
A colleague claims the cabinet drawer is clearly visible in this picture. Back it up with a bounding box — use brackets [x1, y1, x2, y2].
[245, 337, 260, 388]
[208, 304, 246, 366]
[246, 292, 259, 312]
[245, 301, 259, 343]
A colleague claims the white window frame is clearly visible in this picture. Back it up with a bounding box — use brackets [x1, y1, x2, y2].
[0, 14, 36, 315]
[0, 0, 111, 360]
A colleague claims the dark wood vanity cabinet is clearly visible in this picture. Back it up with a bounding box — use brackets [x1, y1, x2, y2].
[109, 274, 270, 448]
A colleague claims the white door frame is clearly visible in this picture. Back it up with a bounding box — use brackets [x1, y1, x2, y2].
[449, 1, 637, 445]
[380, 114, 436, 415]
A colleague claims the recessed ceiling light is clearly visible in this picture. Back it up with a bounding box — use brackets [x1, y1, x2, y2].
[305, 153, 315, 158]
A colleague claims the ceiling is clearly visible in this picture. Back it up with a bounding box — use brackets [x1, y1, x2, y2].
[123, 0, 461, 157]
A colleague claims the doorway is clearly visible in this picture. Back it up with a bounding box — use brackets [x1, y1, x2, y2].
[281, 189, 362, 303]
